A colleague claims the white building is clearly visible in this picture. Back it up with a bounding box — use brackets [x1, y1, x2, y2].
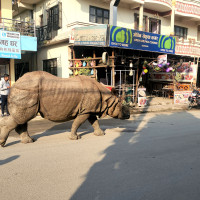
[12, 0, 200, 79]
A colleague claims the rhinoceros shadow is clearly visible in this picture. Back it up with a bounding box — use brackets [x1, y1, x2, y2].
[32, 119, 95, 141]
[7, 117, 115, 146]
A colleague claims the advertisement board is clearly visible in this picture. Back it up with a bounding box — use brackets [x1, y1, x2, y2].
[109, 26, 176, 54]
[149, 63, 198, 83]
[0, 31, 21, 59]
[174, 91, 192, 104]
[74, 25, 108, 46]
[138, 88, 147, 106]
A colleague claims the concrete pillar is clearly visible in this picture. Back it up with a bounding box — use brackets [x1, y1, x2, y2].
[170, 0, 176, 35]
[139, 4, 144, 31]
[10, 59, 15, 85]
[110, 0, 120, 26]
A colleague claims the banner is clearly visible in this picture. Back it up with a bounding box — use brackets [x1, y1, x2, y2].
[174, 91, 192, 104]
[109, 26, 176, 54]
[74, 25, 108, 46]
[0, 31, 21, 59]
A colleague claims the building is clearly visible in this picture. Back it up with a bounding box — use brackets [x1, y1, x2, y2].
[0, 0, 37, 84]
[12, 0, 200, 103]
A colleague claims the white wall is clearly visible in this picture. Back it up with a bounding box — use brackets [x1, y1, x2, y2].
[37, 43, 69, 78]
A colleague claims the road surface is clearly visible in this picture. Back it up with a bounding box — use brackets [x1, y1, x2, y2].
[1, 110, 200, 200]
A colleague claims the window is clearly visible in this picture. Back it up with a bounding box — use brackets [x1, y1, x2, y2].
[30, 10, 33, 20]
[197, 25, 200, 41]
[134, 13, 147, 32]
[47, 2, 62, 31]
[174, 26, 188, 39]
[15, 62, 29, 81]
[149, 18, 161, 34]
[43, 58, 57, 76]
[89, 6, 109, 24]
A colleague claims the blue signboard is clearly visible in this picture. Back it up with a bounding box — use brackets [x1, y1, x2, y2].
[109, 26, 176, 54]
[21, 36, 37, 52]
[0, 31, 21, 59]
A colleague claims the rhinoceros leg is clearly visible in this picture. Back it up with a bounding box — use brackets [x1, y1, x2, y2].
[15, 123, 34, 144]
[0, 116, 18, 147]
[69, 114, 90, 140]
[88, 115, 105, 136]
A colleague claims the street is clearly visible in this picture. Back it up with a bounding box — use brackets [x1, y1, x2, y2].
[1, 110, 200, 200]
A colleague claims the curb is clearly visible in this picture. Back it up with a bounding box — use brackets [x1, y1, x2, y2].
[130, 104, 189, 114]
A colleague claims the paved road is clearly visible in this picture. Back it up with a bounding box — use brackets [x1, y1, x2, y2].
[1, 111, 200, 200]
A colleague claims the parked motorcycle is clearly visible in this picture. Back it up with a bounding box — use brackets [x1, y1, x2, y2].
[188, 89, 200, 110]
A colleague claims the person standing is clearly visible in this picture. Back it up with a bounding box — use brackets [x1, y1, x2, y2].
[1, 74, 10, 117]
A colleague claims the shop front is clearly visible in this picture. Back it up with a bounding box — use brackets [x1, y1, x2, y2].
[70, 24, 196, 105]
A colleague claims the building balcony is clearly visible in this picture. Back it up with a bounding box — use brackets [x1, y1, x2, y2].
[144, 0, 172, 12]
[175, 0, 200, 20]
[36, 25, 52, 44]
[12, 0, 43, 16]
[102, 0, 171, 12]
[0, 17, 35, 37]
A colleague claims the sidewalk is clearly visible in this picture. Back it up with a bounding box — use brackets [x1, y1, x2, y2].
[131, 97, 188, 113]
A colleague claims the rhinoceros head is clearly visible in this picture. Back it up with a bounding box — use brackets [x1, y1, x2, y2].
[106, 89, 130, 119]
[107, 100, 130, 119]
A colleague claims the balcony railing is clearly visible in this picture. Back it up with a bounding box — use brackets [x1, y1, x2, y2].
[36, 25, 52, 43]
[0, 17, 35, 36]
[180, 0, 200, 5]
[175, 38, 200, 57]
[176, 0, 200, 18]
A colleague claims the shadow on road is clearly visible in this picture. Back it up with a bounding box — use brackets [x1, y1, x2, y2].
[69, 109, 200, 200]
[0, 155, 20, 165]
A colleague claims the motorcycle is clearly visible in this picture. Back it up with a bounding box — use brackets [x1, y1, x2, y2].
[188, 89, 200, 110]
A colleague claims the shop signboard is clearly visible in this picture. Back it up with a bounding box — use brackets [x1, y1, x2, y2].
[0, 31, 21, 59]
[74, 25, 108, 46]
[174, 91, 192, 104]
[109, 26, 176, 54]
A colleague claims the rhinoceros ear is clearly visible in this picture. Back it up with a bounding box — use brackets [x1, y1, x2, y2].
[111, 88, 118, 96]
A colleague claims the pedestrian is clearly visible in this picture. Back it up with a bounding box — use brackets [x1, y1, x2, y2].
[1, 74, 10, 117]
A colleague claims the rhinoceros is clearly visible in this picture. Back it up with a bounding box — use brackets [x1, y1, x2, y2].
[0, 71, 130, 147]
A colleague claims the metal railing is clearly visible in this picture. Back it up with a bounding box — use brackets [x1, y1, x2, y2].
[36, 25, 52, 43]
[0, 17, 35, 36]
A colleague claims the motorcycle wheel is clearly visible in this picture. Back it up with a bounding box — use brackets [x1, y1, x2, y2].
[188, 102, 193, 110]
